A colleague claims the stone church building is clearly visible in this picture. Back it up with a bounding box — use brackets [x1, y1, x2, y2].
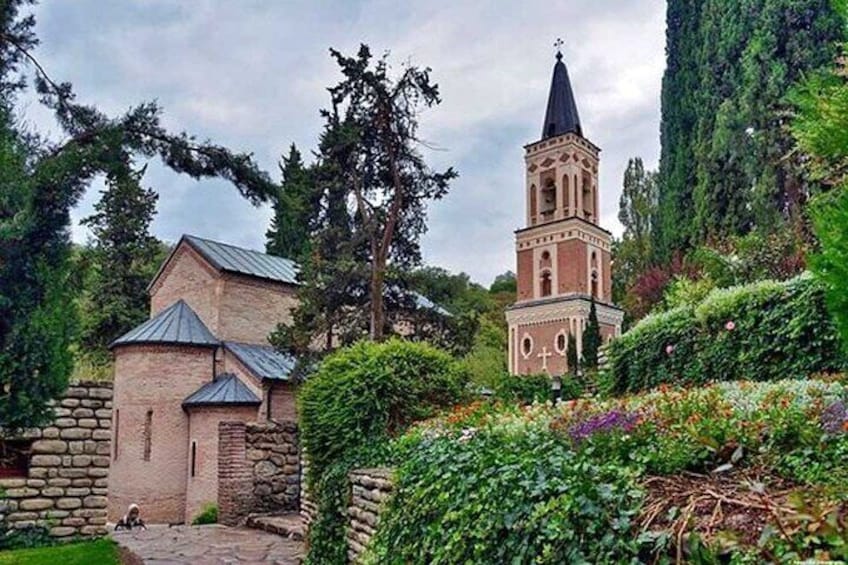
[506, 51, 624, 375]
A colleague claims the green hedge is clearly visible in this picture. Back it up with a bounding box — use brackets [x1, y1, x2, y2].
[298, 339, 468, 564]
[606, 274, 844, 393]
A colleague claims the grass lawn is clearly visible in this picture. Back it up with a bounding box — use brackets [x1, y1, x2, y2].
[0, 539, 119, 565]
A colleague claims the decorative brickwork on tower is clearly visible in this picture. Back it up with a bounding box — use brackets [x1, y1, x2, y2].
[506, 51, 623, 376]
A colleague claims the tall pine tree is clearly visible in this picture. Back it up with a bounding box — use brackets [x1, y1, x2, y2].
[79, 165, 162, 357]
[581, 299, 602, 370]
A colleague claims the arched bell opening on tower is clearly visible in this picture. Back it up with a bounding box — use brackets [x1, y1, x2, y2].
[582, 170, 595, 223]
[539, 173, 556, 222]
[540, 270, 552, 297]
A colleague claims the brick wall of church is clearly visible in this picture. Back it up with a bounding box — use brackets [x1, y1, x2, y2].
[557, 239, 587, 295]
[149, 244, 221, 333]
[109, 345, 215, 524]
[217, 274, 297, 344]
[185, 405, 257, 524]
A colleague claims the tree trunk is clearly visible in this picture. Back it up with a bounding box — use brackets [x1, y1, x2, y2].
[370, 253, 386, 341]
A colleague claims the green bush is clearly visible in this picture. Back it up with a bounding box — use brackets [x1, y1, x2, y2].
[298, 339, 468, 564]
[191, 503, 217, 525]
[606, 273, 843, 394]
[489, 372, 551, 404]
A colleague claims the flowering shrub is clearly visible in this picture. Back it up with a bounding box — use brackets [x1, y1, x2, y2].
[363, 378, 848, 563]
[607, 273, 844, 393]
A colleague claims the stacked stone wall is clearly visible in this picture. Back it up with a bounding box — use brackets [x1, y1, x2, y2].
[0, 381, 112, 539]
[299, 451, 316, 526]
[246, 421, 299, 513]
[218, 420, 300, 526]
[346, 468, 394, 563]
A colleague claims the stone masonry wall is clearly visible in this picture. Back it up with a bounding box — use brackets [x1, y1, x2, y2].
[218, 420, 300, 526]
[347, 468, 394, 563]
[245, 421, 299, 513]
[0, 381, 112, 539]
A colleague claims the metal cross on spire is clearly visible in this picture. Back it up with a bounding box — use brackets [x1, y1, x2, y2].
[554, 38, 564, 60]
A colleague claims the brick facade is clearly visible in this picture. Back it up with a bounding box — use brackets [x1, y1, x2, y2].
[0, 382, 112, 539]
[185, 405, 257, 523]
[150, 244, 220, 332]
[109, 345, 215, 524]
[217, 274, 297, 345]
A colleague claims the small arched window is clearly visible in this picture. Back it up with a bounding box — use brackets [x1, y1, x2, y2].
[591, 270, 599, 299]
[555, 332, 567, 354]
[522, 337, 533, 356]
[540, 271, 552, 297]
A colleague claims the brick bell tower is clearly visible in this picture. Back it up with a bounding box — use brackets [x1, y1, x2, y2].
[505, 48, 624, 376]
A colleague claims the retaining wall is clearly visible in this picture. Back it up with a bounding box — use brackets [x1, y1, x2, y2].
[346, 468, 394, 563]
[0, 381, 113, 538]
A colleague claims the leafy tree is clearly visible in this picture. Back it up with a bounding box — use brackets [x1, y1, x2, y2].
[0, 1, 275, 429]
[266, 144, 317, 259]
[489, 271, 516, 294]
[325, 45, 457, 341]
[79, 165, 162, 357]
[581, 298, 602, 370]
[613, 157, 657, 309]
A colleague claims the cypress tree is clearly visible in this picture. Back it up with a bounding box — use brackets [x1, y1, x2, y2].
[566, 333, 579, 376]
[582, 299, 602, 370]
[266, 144, 316, 260]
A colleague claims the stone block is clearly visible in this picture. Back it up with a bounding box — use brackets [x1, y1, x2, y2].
[60, 428, 91, 440]
[19, 499, 53, 511]
[60, 398, 81, 408]
[92, 456, 110, 467]
[55, 498, 82, 510]
[87, 515, 107, 526]
[83, 496, 107, 509]
[91, 487, 107, 496]
[81, 525, 107, 536]
[41, 487, 64, 497]
[44, 510, 69, 519]
[28, 468, 48, 479]
[80, 399, 103, 409]
[55, 418, 77, 428]
[68, 441, 84, 455]
[91, 430, 111, 441]
[50, 526, 77, 537]
[61, 517, 86, 527]
[65, 387, 89, 398]
[84, 440, 98, 454]
[65, 487, 90, 497]
[20, 428, 41, 439]
[12, 520, 37, 529]
[58, 469, 87, 479]
[94, 409, 111, 419]
[78, 419, 98, 429]
[32, 440, 67, 454]
[7, 512, 39, 521]
[87, 468, 108, 478]
[98, 419, 111, 429]
[47, 478, 71, 487]
[4, 487, 39, 498]
[95, 443, 111, 455]
[71, 408, 94, 418]
[93, 478, 108, 488]
[71, 455, 92, 467]
[88, 389, 112, 400]
[0, 478, 27, 489]
[42, 427, 60, 439]
[25, 479, 46, 488]
[104, 400, 112, 409]
[71, 478, 92, 487]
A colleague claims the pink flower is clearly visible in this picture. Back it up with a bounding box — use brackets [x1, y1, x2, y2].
[665, 344, 675, 355]
[725, 321, 736, 331]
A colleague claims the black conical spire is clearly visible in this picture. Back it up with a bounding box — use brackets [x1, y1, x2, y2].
[541, 48, 582, 139]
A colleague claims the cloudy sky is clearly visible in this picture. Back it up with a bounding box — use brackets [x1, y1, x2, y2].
[24, 0, 666, 286]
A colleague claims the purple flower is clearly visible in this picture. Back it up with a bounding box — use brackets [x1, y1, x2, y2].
[568, 409, 640, 444]
[821, 400, 848, 434]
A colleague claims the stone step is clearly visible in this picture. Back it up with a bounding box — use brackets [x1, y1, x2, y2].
[246, 513, 306, 541]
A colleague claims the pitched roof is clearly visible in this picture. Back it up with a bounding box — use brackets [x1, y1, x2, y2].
[184, 235, 299, 284]
[541, 51, 582, 139]
[182, 373, 261, 408]
[110, 300, 218, 348]
[148, 234, 299, 291]
[224, 342, 296, 381]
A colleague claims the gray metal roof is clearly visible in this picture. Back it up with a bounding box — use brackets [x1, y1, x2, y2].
[182, 373, 261, 408]
[414, 293, 453, 317]
[110, 300, 218, 348]
[224, 342, 296, 381]
[542, 51, 582, 139]
[184, 235, 299, 285]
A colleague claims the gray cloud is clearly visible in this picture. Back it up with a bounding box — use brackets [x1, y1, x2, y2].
[25, 0, 665, 286]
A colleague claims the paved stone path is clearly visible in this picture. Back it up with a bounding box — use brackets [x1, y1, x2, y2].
[113, 524, 305, 564]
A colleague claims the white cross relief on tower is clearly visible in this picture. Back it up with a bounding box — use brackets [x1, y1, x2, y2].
[537, 347, 553, 371]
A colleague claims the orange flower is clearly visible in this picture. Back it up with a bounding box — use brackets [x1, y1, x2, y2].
[842, 420, 848, 433]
